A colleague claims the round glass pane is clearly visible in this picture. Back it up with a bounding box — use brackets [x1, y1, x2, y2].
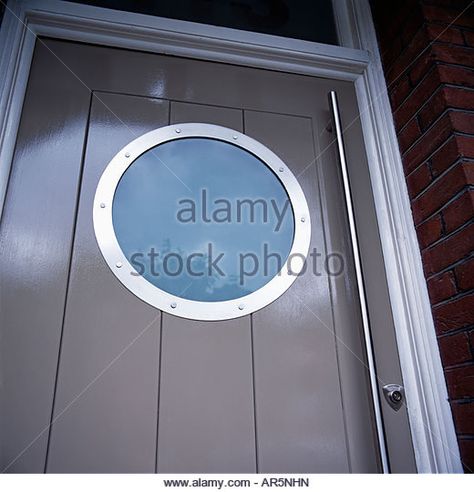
[112, 138, 295, 302]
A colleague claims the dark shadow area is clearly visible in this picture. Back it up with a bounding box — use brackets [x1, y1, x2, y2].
[65, 0, 338, 44]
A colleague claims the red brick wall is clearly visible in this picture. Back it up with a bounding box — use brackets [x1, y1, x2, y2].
[371, 0, 474, 472]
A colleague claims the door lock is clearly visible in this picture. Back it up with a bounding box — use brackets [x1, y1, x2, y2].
[382, 384, 404, 411]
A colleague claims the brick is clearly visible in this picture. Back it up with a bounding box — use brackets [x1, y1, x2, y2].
[381, 36, 404, 72]
[406, 162, 432, 197]
[417, 87, 446, 131]
[443, 189, 474, 233]
[422, 221, 474, 274]
[426, 23, 465, 45]
[400, 10, 427, 46]
[445, 364, 474, 399]
[398, 118, 422, 152]
[450, 111, 474, 134]
[371, 0, 420, 45]
[422, 0, 472, 8]
[422, 4, 474, 29]
[458, 439, 474, 473]
[389, 75, 412, 110]
[443, 87, 474, 110]
[433, 293, 474, 333]
[428, 270, 457, 304]
[451, 401, 474, 435]
[432, 44, 474, 68]
[409, 49, 434, 86]
[430, 137, 461, 176]
[445, 87, 474, 111]
[373, 2, 424, 46]
[431, 135, 474, 176]
[457, 135, 474, 158]
[404, 109, 474, 172]
[465, 30, 474, 48]
[411, 162, 473, 224]
[437, 64, 474, 88]
[418, 87, 474, 130]
[403, 112, 452, 173]
[393, 67, 441, 130]
[455, 256, 474, 291]
[386, 28, 431, 86]
[438, 331, 471, 366]
[417, 214, 443, 248]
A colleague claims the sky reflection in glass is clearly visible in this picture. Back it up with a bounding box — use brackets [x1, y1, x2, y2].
[113, 137, 295, 301]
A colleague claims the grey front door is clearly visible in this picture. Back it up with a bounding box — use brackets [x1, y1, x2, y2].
[0, 39, 416, 473]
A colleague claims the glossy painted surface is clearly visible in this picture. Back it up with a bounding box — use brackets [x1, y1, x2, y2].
[0, 43, 90, 472]
[45, 93, 168, 473]
[0, 38, 416, 473]
[158, 104, 256, 473]
[112, 137, 294, 301]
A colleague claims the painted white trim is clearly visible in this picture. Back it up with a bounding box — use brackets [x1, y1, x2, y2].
[0, 0, 462, 473]
[332, 0, 361, 50]
[350, 1, 462, 473]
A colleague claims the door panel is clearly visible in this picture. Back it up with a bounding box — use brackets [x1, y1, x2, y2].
[171, 101, 243, 131]
[0, 38, 416, 473]
[157, 102, 256, 473]
[0, 44, 90, 472]
[246, 111, 350, 472]
[46, 92, 169, 472]
[158, 316, 256, 473]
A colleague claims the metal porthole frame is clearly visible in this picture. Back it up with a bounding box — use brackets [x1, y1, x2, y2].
[93, 123, 311, 321]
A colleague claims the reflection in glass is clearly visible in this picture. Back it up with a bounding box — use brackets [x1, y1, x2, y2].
[113, 137, 295, 301]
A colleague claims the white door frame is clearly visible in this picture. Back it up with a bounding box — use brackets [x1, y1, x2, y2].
[0, 0, 462, 473]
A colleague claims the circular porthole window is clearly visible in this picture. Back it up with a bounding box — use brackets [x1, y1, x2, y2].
[94, 123, 311, 321]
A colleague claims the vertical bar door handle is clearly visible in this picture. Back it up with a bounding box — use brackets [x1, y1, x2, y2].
[328, 91, 390, 474]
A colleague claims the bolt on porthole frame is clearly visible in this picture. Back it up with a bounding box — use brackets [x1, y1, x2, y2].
[93, 123, 311, 321]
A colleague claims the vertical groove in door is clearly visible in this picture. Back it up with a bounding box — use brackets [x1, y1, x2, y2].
[157, 101, 254, 473]
[243, 109, 259, 473]
[156, 100, 170, 474]
[250, 313, 259, 473]
[44, 90, 94, 473]
[155, 310, 164, 473]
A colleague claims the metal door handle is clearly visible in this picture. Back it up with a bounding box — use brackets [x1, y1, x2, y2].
[328, 91, 390, 473]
